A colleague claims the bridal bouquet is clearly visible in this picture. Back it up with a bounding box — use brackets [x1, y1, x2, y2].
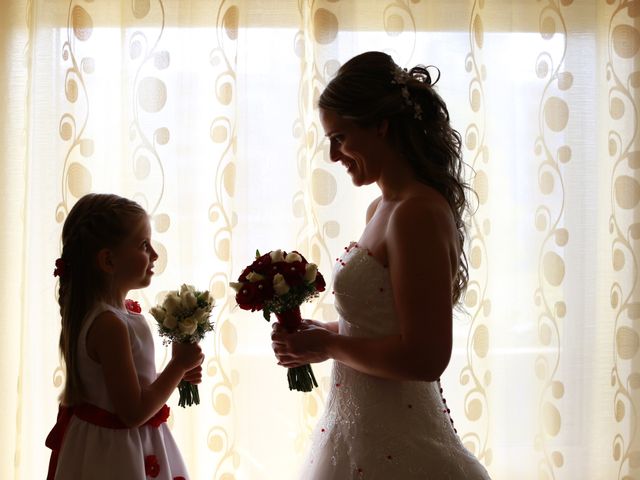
[231, 249, 326, 392]
[149, 284, 215, 407]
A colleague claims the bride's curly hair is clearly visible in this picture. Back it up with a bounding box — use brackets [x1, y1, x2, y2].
[318, 51, 471, 305]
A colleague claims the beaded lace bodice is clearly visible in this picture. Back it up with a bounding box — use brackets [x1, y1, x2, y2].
[299, 244, 491, 480]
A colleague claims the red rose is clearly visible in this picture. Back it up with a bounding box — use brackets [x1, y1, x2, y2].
[236, 283, 264, 310]
[314, 272, 326, 292]
[252, 252, 273, 271]
[255, 278, 274, 300]
[144, 455, 160, 478]
[125, 299, 142, 313]
[244, 253, 272, 277]
[239, 255, 275, 282]
[280, 261, 307, 287]
[265, 261, 284, 278]
[238, 265, 254, 282]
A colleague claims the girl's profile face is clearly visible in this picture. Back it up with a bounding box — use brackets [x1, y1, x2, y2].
[112, 216, 158, 291]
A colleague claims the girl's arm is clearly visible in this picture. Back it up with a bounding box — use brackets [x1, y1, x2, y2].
[272, 198, 456, 382]
[88, 317, 203, 427]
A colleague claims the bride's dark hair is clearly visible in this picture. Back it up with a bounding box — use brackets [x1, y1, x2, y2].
[318, 51, 470, 305]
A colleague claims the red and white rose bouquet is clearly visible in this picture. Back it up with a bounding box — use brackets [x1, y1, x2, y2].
[149, 284, 215, 407]
[231, 249, 326, 392]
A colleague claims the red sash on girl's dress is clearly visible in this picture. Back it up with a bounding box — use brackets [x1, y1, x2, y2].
[45, 403, 170, 480]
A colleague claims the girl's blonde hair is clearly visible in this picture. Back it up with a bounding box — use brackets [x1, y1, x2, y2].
[57, 193, 147, 404]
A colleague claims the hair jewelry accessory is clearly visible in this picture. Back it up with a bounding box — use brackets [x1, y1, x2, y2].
[391, 65, 423, 120]
[53, 258, 68, 278]
[423, 65, 441, 86]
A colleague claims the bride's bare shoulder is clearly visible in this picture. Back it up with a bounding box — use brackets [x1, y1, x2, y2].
[416, 184, 452, 213]
[389, 187, 456, 241]
[365, 196, 383, 224]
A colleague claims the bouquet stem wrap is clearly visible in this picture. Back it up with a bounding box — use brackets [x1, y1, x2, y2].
[177, 377, 200, 408]
[275, 307, 318, 392]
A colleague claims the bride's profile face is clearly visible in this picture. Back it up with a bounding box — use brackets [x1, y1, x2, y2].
[319, 108, 385, 187]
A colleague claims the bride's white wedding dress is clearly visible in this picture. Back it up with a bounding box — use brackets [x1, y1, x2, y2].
[299, 244, 491, 480]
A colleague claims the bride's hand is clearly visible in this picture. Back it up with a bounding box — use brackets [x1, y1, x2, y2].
[300, 318, 336, 331]
[271, 320, 334, 367]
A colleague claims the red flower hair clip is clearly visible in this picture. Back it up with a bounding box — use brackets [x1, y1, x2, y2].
[53, 258, 68, 278]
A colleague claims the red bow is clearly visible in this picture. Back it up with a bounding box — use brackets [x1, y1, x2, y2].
[53, 258, 67, 278]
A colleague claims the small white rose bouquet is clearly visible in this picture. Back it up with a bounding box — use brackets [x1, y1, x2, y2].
[150, 284, 215, 407]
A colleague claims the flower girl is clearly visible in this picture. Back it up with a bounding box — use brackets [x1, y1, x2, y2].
[46, 193, 203, 479]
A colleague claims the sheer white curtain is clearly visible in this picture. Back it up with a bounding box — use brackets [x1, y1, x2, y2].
[0, 1, 638, 479]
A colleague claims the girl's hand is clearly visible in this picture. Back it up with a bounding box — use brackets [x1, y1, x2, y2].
[271, 320, 334, 367]
[182, 365, 203, 384]
[171, 342, 204, 372]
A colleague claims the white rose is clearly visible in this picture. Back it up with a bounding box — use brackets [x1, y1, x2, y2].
[181, 291, 198, 309]
[270, 249, 285, 262]
[273, 273, 290, 296]
[149, 306, 166, 323]
[178, 317, 198, 336]
[304, 263, 318, 283]
[164, 292, 181, 314]
[285, 252, 303, 263]
[229, 282, 243, 293]
[163, 314, 178, 330]
[198, 291, 215, 308]
[246, 271, 265, 283]
[194, 308, 210, 324]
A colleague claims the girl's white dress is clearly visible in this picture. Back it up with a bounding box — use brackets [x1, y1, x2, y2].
[53, 303, 189, 480]
[299, 245, 492, 480]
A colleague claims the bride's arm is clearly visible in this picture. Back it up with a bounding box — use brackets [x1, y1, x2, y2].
[272, 198, 457, 382]
[303, 319, 339, 333]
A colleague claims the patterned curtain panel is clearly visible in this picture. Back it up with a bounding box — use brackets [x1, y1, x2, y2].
[0, 1, 638, 479]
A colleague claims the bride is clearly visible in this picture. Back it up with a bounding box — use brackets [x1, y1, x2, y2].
[271, 51, 491, 479]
